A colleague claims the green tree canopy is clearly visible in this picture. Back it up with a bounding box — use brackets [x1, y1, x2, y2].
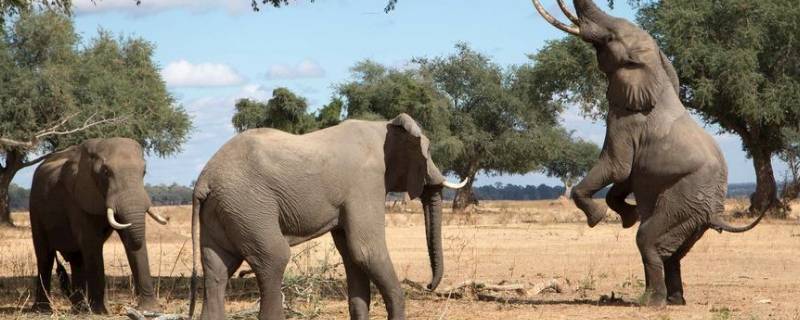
[542, 135, 600, 198]
[0, 11, 191, 225]
[629, 0, 800, 214]
[337, 44, 571, 209]
[232, 87, 318, 134]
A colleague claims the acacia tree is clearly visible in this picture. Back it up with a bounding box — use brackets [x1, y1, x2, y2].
[627, 0, 800, 215]
[0, 11, 191, 226]
[543, 136, 600, 198]
[232, 87, 318, 134]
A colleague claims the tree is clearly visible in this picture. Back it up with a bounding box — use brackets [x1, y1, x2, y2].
[624, 0, 800, 215]
[232, 87, 318, 134]
[779, 128, 800, 204]
[0, 11, 191, 226]
[542, 136, 600, 198]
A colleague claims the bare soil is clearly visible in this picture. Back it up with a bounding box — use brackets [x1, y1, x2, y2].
[1, 199, 799, 319]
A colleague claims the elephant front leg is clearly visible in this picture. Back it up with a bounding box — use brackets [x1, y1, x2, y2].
[122, 239, 161, 312]
[332, 229, 371, 320]
[572, 142, 633, 227]
[82, 245, 109, 314]
[606, 180, 638, 228]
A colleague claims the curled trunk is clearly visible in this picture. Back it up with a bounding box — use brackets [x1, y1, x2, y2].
[421, 185, 444, 290]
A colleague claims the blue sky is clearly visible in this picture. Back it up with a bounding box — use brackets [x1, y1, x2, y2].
[11, 0, 785, 187]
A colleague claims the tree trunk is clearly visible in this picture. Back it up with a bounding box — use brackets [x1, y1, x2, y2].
[0, 149, 27, 227]
[0, 167, 19, 227]
[452, 159, 479, 211]
[749, 147, 781, 216]
[563, 182, 573, 199]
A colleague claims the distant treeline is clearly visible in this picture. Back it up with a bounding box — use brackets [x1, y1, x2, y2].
[10, 181, 760, 211]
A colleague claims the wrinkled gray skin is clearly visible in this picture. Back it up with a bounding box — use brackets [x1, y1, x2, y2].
[189, 114, 458, 320]
[30, 138, 160, 313]
[532, 0, 766, 306]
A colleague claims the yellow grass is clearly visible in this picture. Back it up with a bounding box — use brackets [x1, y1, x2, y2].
[1, 199, 799, 319]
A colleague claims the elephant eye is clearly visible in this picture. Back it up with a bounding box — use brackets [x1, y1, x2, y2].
[102, 166, 112, 177]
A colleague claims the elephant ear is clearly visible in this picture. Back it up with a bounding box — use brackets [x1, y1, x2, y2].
[388, 113, 436, 199]
[659, 50, 680, 96]
[61, 140, 106, 215]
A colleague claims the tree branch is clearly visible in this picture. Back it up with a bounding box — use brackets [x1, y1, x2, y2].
[0, 113, 126, 151]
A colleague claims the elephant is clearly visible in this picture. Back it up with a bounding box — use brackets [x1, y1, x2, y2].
[29, 138, 168, 313]
[531, 0, 765, 306]
[187, 113, 467, 320]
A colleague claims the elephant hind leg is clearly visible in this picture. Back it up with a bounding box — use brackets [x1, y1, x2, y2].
[61, 251, 90, 312]
[239, 231, 290, 320]
[332, 229, 371, 320]
[32, 234, 55, 313]
[199, 239, 243, 320]
[636, 216, 668, 307]
[664, 227, 706, 306]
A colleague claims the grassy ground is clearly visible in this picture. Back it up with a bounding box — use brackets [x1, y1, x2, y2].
[1, 199, 799, 319]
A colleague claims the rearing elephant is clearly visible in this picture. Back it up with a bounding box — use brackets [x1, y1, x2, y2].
[30, 138, 168, 313]
[188, 113, 466, 320]
[531, 0, 765, 306]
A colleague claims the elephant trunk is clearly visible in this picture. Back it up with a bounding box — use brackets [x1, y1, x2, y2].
[420, 185, 444, 290]
[109, 189, 152, 251]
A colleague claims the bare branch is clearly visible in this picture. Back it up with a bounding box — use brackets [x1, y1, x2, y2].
[0, 112, 126, 151]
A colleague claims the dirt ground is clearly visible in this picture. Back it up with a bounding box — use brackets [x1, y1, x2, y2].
[1, 199, 799, 319]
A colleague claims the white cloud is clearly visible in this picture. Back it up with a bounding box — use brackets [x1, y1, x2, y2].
[73, 0, 251, 16]
[266, 59, 325, 79]
[161, 60, 245, 88]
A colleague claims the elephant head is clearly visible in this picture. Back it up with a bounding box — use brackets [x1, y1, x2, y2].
[384, 113, 467, 290]
[531, 0, 680, 111]
[61, 138, 167, 250]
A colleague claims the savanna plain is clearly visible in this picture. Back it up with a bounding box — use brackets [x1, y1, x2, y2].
[1, 199, 798, 320]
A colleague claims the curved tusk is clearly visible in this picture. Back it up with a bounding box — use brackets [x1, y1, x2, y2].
[107, 208, 132, 230]
[147, 208, 169, 225]
[442, 178, 469, 189]
[531, 0, 581, 35]
[557, 0, 580, 24]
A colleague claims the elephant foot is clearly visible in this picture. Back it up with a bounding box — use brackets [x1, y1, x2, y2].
[136, 296, 162, 313]
[585, 207, 607, 228]
[639, 291, 667, 307]
[667, 294, 686, 306]
[89, 303, 109, 315]
[31, 301, 52, 313]
[620, 211, 638, 229]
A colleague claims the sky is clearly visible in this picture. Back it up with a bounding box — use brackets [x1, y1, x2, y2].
[10, 0, 786, 188]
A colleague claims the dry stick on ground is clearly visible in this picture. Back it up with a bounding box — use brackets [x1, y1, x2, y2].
[402, 278, 566, 302]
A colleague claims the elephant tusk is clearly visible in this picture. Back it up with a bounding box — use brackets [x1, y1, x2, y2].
[557, 0, 580, 24]
[107, 208, 132, 230]
[442, 178, 469, 189]
[147, 208, 169, 225]
[531, 0, 581, 36]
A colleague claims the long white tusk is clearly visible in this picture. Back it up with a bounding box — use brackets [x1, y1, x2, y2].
[107, 208, 132, 230]
[442, 178, 469, 189]
[557, 0, 580, 24]
[147, 208, 169, 225]
[531, 0, 581, 35]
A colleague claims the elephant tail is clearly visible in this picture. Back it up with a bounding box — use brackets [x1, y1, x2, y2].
[188, 186, 206, 319]
[708, 209, 766, 233]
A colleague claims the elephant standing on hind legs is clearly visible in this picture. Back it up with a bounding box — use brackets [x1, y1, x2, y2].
[188, 113, 467, 320]
[29, 138, 168, 313]
[531, 0, 766, 306]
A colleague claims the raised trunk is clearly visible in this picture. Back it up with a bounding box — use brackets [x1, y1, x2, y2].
[421, 186, 444, 290]
[749, 147, 781, 216]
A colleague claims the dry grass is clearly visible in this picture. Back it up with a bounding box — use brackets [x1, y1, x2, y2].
[2, 199, 800, 319]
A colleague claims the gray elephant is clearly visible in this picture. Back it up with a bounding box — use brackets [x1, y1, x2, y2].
[30, 138, 168, 313]
[187, 114, 466, 320]
[531, 0, 765, 306]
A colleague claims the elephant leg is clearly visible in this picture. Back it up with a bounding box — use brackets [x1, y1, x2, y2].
[62, 251, 90, 312]
[121, 235, 160, 312]
[342, 201, 405, 320]
[32, 232, 55, 313]
[332, 229, 371, 320]
[636, 216, 667, 307]
[605, 180, 638, 228]
[239, 226, 290, 320]
[664, 258, 684, 305]
[81, 243, 108, 314]
[200, 239, 243, 320]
